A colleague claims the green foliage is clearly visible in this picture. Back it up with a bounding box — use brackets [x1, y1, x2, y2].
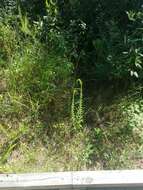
[85, 91, 143, 169]
[18, 6, 32, 36]
[0, 123, 29, 164]
[1, 0, 143, 172]
[0, 0, 17, 16]
[7, 41, 72, 104]
[58, 0, 143, 82]
[0, 15, 75, 171]
[122, 97, 143, 140]
[0, 23, 17, 65]
[126, 11, 143, 79]
[71, 79, 83, 130]
[4, 0, 142, 82]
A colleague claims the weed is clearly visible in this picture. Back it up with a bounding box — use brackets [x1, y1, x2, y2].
[71, 79, 83, 130]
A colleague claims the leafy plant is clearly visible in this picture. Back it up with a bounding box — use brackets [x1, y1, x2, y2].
[71, 79, 83, 130]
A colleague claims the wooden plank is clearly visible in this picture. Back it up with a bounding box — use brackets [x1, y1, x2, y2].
[0, 170, 143, 189]
[0, 172, 72, 190]
[72, 170, 143, 188]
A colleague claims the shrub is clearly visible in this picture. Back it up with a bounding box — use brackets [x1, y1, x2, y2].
[5, 39, 72, 120]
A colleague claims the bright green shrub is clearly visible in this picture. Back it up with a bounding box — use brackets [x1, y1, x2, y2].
[71, 79, 84, 130]
[6, 40, 72, 119]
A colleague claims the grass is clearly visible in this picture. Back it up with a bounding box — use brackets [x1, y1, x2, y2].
[0, 121, 90, 172]
[1, 83, 143, 172]
[84, 85, 143, 169]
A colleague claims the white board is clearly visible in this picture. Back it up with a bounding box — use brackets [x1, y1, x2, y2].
[0, 170, 143, 190]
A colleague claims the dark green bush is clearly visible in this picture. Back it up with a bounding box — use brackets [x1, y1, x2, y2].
[58, 0, 143, 83]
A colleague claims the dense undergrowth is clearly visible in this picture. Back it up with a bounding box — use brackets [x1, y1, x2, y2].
[0, 0, 143, 172]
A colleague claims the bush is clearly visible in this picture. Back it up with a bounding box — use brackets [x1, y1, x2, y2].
[4, 40, 72, 120]
[58, 0, 143, 83]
